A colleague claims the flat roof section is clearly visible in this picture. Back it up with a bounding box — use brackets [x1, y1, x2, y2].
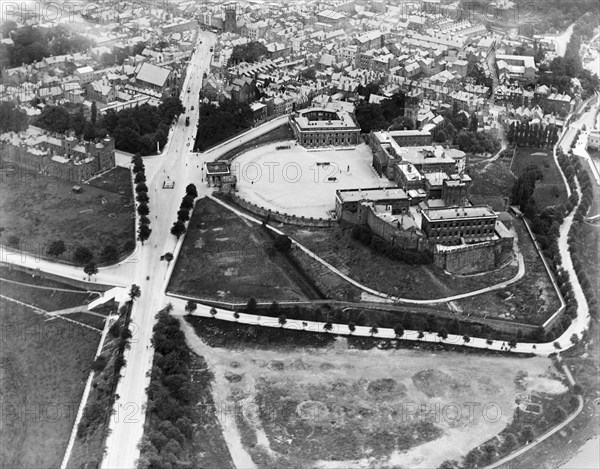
[337, 187, 409, 203]
[423, 205, 496, 221]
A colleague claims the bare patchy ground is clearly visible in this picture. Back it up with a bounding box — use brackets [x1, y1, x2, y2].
[181, 318, 569, 469]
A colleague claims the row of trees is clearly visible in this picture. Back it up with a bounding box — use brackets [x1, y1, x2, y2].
[235, 298, 534, 345]
[138, 304, 198, 468]
[171, 184, 198, 239]
[132, 154, 152, 244]
[506, 122, 561, 148]
[564, 151, 599, 317]
[77, 291, 137, 440]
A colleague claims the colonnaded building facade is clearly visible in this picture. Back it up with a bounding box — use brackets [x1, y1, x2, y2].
[289, 107, 361, 148]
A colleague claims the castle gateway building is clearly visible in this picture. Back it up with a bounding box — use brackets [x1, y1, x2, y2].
[289, 108, 360, 148]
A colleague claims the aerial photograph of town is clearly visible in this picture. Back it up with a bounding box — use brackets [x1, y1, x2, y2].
[0, 0, 598, 468]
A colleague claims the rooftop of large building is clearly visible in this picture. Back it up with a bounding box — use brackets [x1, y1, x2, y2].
[336, 186, 409, 203]
[422, 205, 496, 221]
[292, 108, 359, 130]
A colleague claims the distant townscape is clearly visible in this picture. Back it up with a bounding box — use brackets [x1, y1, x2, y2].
[1, 1, 599, 469]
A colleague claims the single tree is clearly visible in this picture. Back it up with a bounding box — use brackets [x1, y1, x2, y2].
[184, 300, 197, 315]
[570, 333, 579, 345]
[369, 326, 378, 336]
[418, 331, 424, 340]
[278, 315, 287, 327]
[83, 261, 98, 280]
[463, 335, 471, 344]
[6, 235, 20, 249]
[163, 252, 173, 265]
[553, 341, 562, 350]
[323, 321, 333, 333]
[209, 307, 217, 317]
[486, 338, 493, 347]
[394, 324, 404, 339]
[177, 209, 190, 222]
[129, 284, 141, 302]
[437, 328, 448, 340]
[185, 183, 198, 198]
[135, 182, 148, 193]
[90, 101, 97, 124]
[134, 172, 146, 184]
[136, 191, 149, 204]
[348, 322, 356, 333]
[100, 244, 119, 263]
[74, 245, 94, 264]
[138, 224, 151, 244]
[269, 301, 280, 316]
[47, 240, 66, 257]
[180, 195, 195, 211]
[233, 311, 240, 321]
[246, 297, 257, 314]
[508, 339, 517, 349]
[137, 202, 150, 216]
[170, 221, 187, 239]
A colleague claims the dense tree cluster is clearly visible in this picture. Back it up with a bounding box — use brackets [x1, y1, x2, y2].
[227, 41, 268, 66]
[194, 99, 252, 151]
[1, 25, 93, 69]
[132, 154, 152, 244]
[0, 102, 28, 133]
[507, 122, 560, 148]
[353, 90, 406, 133]
[35, 98, 184, 155]
[138, 306, 199, 468]
[454, 130, 501, 154]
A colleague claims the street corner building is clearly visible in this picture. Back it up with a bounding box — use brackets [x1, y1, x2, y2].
[289, 107, 360, 148]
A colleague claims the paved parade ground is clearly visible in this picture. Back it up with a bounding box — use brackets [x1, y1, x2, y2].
[233, 142, 387, 218]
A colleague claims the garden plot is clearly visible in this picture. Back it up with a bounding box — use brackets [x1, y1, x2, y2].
[233, 142, 386, 219]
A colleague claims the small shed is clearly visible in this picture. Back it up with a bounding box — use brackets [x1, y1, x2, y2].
[72, 185, 83, 193]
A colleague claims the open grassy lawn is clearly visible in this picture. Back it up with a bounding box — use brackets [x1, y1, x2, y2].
[0, 298, 100, 468]
[452, 218, 562, 325]
[283, 222, 519, 301]
[0, 266, 99, 311]
[184, 316, 572, 469]
[168, 197, 314, 303]
[0, 166, 135, 263]
[510, 148, 568, 209]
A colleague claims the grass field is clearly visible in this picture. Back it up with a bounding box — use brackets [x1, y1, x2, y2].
[0, 298, 100, 468]
[510, 148, 568, 209]
[0, 166, 135, 263]
[0, 266, 99, 311]
[184, 316, 570, 469]
[168, 197, 314, 303]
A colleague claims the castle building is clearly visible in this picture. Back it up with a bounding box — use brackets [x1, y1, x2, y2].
[421, 206, 497, 245]
[289, 108, 360, 148]
[0, 129, 115, 182]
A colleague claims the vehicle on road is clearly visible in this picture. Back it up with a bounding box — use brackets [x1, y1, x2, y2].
[185, 116, 190, 126]
[163, 179, 175, 189]
[187, 87, 191, 93]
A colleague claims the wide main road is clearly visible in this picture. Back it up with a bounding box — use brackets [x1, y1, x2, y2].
[100, 30, 216, 469]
